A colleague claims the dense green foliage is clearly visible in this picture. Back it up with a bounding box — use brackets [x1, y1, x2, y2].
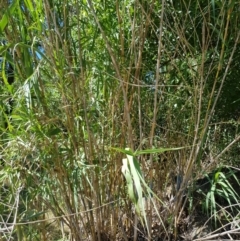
[0, 0, 240, 240]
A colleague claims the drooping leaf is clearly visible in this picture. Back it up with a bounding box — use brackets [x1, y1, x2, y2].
[122, 157, 138, 204]
[0, 0, 19, 33]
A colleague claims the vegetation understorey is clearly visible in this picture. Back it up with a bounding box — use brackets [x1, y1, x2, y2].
[0, 0, 240, 240]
